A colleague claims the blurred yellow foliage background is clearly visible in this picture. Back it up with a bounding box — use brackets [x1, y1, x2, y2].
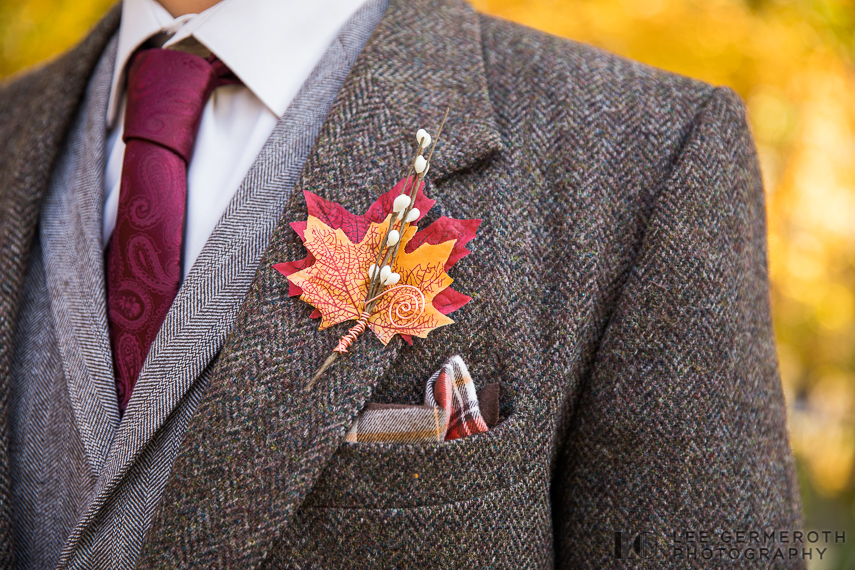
[2, 0, 855, 567]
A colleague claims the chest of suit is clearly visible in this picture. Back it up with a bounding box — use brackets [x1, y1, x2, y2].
[0, 0, 804, 565]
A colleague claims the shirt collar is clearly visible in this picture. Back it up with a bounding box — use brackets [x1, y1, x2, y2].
[108, 0, 370, 127]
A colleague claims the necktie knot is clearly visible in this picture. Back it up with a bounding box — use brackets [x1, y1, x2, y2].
[123, 48, 236, 162]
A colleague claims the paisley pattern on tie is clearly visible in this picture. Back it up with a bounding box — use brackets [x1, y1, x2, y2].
[106, 48, 239, 412]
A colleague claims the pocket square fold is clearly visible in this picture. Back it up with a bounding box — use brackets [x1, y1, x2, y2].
[345, 355, 498, 443]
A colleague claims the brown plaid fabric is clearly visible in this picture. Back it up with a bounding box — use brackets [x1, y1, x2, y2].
[346, 355, 492, 443]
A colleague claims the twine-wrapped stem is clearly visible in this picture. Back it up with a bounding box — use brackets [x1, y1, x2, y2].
[304, 310, 371, 391]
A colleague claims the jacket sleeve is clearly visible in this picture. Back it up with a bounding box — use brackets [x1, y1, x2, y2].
[552, 87, 805, 569]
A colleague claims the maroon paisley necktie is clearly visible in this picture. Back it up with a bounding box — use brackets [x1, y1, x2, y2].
[106, 48, 238, 413]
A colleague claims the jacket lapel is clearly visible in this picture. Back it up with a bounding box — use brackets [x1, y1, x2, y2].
[137, 0, 502, 567]
[0, 5, 121, 562]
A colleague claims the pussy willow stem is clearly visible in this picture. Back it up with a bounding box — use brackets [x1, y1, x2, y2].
[388, 110, 449, 268]
[367, 147, 425, 300]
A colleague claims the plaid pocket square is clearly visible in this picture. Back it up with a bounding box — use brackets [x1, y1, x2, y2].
[345, 355, 499, 443]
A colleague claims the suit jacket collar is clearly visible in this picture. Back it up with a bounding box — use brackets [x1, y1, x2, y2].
[136, 0, 502, 565]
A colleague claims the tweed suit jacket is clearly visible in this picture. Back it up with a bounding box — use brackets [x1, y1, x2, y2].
[0, 0, 804, 568]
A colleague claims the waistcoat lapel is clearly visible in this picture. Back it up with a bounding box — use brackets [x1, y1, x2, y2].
[0, 6, 121, 564]
[40, 35, 121, 476]
[137, 0, 503, 567]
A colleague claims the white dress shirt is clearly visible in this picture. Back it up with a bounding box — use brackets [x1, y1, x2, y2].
[105, 0, 369, 277]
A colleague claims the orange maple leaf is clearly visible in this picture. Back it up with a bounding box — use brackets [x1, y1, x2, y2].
[287, 215, 455, 345]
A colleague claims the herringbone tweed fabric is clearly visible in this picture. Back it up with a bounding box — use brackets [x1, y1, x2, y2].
[0, 0, 803, 568]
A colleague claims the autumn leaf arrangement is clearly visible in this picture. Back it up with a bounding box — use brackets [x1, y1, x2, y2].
[273, 114, 480, 389]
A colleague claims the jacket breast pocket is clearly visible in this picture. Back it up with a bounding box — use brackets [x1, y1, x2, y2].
[264, 413, 554, 569]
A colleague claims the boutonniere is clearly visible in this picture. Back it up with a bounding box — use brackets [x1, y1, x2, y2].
[273, 112, 481, 389]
